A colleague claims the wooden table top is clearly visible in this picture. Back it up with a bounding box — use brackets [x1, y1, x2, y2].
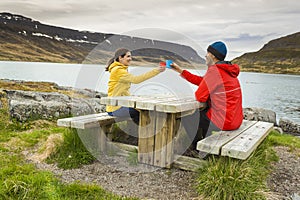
[100, 95, 206, 113]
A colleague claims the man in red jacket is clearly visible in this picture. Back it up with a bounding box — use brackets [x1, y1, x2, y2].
[171, 41, 243, 150]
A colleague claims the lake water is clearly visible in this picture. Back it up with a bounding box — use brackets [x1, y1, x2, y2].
[0, 61, 299, 124]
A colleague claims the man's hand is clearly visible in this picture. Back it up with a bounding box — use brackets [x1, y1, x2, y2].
[170, 63, 183, 74]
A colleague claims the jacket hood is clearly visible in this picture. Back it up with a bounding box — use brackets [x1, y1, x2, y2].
[215, 61, 240, 77]
[108, 61, 128, 72]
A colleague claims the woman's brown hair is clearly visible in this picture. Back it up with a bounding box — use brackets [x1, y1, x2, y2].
[105, 48, 130, 71]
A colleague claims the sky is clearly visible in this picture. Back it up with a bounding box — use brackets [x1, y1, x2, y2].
[1, 0, 300, 60]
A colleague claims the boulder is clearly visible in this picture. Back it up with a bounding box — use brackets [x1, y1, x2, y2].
[5, 90, 105, 122]
[243, 107, 277, 125]
[54, 85, 106, 98]
[0, 90, 6, 109]
[279, 118, 300, 136]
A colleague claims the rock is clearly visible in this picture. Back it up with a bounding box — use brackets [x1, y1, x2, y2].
[73, 88, 105, 98]
[243, 107, 277, 124]
[54, 86, 105, 98]
[69, 98, 105, 116]
[0, 90, 6, 109]
[4, 90, 106, 122]
[273, 126, 283, 134]
[279, 118, 300, 136]
[291, 193, 300, 200]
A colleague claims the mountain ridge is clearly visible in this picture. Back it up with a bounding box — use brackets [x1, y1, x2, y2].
[232, 31, 300, 75]
[1, 12, 299, 74]
[0, 12, 205, 67]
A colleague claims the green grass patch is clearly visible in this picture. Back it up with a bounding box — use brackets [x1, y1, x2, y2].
[267, 131, 300, 151]
[0, 152, 137, 200]
[196, 131, 280, 200]
[0, 108, 137, 199]
[17, 129, 52, 147]
[47, 128, 96, 169]
[127, 148, 138, 166]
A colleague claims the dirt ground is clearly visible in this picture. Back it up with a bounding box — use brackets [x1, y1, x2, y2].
[267, 146, 300, 200]
[25, 145, 300, 200]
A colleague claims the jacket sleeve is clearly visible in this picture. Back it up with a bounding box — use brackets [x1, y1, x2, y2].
[119, 68, 161, 84]
[194, 67, 218, 103]
[181, 70, 203, 85]
[195, 78, 210, 103]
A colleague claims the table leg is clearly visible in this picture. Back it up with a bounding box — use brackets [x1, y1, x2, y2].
[138, 111, 179, 168]
[154, 113, 177, 168]
[138, 110, 155, 165]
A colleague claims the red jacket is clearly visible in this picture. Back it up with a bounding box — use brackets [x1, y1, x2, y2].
[181, 62, 243, 130]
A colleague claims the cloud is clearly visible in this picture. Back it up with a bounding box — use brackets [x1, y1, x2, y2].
[0, 0, 300, 59]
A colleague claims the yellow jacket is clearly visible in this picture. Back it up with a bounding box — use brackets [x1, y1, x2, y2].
[106, 61, 161, 112]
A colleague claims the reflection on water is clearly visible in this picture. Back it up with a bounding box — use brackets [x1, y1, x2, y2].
[0, 61, 299, 123]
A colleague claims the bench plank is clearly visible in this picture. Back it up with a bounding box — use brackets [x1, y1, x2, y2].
[221, 121, 273, 160]
[196, 120, 257, 155]
[71, 115, 117, 129]
[57, 113, 109, 127]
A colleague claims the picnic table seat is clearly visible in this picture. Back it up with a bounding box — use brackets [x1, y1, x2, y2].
[196, 120, 274, 160]
[56, 112, 207, 171]
[57, 113, 129, 151]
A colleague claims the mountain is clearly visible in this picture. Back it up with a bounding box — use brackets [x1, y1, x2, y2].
[0, 12, 205, 67]
[232, 32, 300, 75]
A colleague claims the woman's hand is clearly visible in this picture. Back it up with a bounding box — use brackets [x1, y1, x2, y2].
[157, 65, 166, 72]
[170, 63, 183, 74]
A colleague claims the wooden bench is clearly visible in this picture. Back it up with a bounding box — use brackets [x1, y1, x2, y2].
[57, 112, 207, 171]
[196, 120, 274, 160]
[57, 113, 129, 152]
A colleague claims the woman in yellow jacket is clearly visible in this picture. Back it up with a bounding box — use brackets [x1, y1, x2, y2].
[106, 48, 165, 124]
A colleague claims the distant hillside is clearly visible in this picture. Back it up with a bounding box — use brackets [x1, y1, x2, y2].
[0, 12, 205, 67]
[232, 32, 300, 75]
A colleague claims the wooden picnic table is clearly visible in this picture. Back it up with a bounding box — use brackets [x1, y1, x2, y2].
[58, 94, 273, 170]
[100, 95, 206, 168]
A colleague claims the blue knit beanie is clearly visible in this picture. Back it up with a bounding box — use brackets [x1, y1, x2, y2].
[207, 41, 227, 61]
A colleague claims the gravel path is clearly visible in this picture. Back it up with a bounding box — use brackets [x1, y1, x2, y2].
[29, 145, 300, 200]
[35, 156, 199, 200]
[267, 146, 300, 200]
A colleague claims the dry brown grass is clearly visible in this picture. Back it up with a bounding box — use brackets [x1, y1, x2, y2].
[0, 79, 91, 98]
[28, 133, 63, 163]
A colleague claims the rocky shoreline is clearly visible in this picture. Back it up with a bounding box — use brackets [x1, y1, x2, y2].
[0, 80, 299, 135]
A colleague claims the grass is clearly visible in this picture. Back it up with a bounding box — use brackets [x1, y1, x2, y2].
[195, 130, 300, 199]
[46, 128, 96, 169]
[267, 131, 300, 150]
[0, 79, 93, 99]
[0, 107, 137, 199]
[0, 153, 135, 200]
[127, 148, 138, 166]
[1, 92, 300, 200]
